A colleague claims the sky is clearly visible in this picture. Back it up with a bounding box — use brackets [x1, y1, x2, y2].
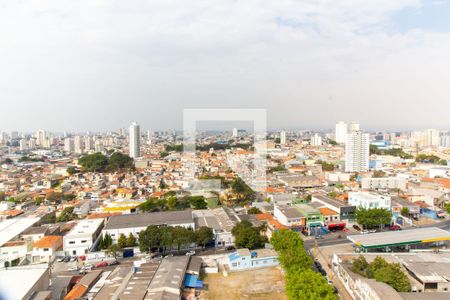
[0, 0, 449, 132]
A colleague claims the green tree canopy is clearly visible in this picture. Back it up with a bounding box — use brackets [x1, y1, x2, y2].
[127, 233, 137, 247]
[355, 207, 392, 230]
[195, 226, 214, 248]
[247, 207, 262, 214]
[190, 196, 208, 209]
[286, 269, 338, 300]
[118, 233, 128, 248]
[232, 221, 267, 249]
[56, 207, 77, 222]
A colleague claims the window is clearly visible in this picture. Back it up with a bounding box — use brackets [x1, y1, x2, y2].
[81, 240, 87, 243]
[232, 263, 237, 267]
[69, 241, 75, 244]
[44, 248, 49, 252]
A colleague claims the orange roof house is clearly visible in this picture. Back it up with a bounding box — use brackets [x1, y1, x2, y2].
[33, 235, 62, 250]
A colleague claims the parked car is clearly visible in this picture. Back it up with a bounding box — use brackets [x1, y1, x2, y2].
[82, 264, 94, 270]
[68, 266, 79, 272]
[78, 270, 87, 275]
[57, 256, 66, 262]
[63, 256, 71, 263]
[109, 261, 119, 266]
[353, 225, 361, 231]
[360, 230, 369, 234]
[389, 225, 402, 231]
[95, 261, 108, 268]
[70, 256, 77, 262]
[226, 246, 236, 251]
[185, 251, 196, 256]
[78, 255, 86, 261]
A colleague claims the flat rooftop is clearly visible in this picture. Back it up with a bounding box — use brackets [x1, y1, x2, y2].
[0, 265, 48, 299]
[104, 211, 193, 230]
[347, 227, 450, 249]
[66, 218, 104, 237]
[312, 194, 350, 208]
[0, 217, 40, 247]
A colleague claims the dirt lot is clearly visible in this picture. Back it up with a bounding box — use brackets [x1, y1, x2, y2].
[200, 266, 287, 300]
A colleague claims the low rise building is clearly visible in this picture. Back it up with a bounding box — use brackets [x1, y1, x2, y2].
[227, 248, 279, 272]
[32, 235, 63, 264]
[63, 219, 104, 256]
[102, 210, 194, 244]
[362, 177, 407, 191]
[348, 192, 391, 210]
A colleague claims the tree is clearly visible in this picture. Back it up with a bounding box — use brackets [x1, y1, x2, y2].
[101, 233, 113, 250]
[195, 226, 214, 248]
[446, 203, 450, 214]
[316, 160, 335, 171]
[232, 221, 267, 249]
[355, 207, 392, 230]
[401, 207, 409, 217]
[118, 233, 128, 248]
[172, 226, 195, 251]
[78, 152, 108, 172]
[366, 256, 389, 278]
[66, 166, 77, 175]
[139, 225, 163, 253]
[167, 196, 178, 210]
[351, 255, 369, 276]
[374, 264, 411, 292]
[271, 230, 312, 271]
[247, 207, 262, 214]
[108, 152, 133, 171]
[190, 196, 208, 209]
[127, 233, 137, 247]
[56, 207, 77, 222]
[0, 191, 4, 202]
[286, 269, 338, 300]
[327, 192, 337, 198]
[106, 244, 122, 262]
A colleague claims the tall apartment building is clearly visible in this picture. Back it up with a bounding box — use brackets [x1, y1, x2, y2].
[35, 130, 46, 147]
[232, 128, 238, 138]
[310, 133, 322, 146]
[345, 130, 370, 172]
[350, 122, 360, 133]
[74, 136, 83, 153]
[129, 122, 140, 158]
[147, 129, 153, 145]
[335, 122, 348, 144]
[64, 138, 74, 153]
[280, 130, 287, 145]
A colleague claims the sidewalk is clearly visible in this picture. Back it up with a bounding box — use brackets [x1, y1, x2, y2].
[315, 245, 353, 300]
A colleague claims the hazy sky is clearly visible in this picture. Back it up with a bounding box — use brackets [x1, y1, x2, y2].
[1, 0, 449, 132]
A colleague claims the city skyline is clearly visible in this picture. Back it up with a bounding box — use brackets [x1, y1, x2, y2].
[1, 0, 450, 132]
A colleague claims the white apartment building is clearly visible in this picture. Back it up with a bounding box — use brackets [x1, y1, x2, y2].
[345, 130, 370, 172]
[348, 192, 391, 210]
[280, 130, 287, 145]
[361, 177, 407, 191]
[19, 139, 28, 151]
[310, 133, 322, 146]
[64, 138, 74, 153]
[129, 122, 141, 158]
[147, 129, 153, 145]
[74, 136, 83, 153]
[232, 128, 238, 138]
[63, 219, 104, 256]
[350, 121, 360, 133]
[335, 122, 348, 144]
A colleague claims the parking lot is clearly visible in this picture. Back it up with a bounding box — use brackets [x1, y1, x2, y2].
[199, 266, 286, 300]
